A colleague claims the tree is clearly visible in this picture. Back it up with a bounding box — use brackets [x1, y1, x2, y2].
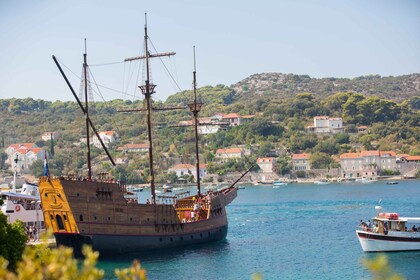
[0, 213, 27, 271]
[50, 135, 55, 157]
[310, 152, 333, 169]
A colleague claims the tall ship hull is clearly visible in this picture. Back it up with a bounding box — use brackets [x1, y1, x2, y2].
[39, 177, 237, 256]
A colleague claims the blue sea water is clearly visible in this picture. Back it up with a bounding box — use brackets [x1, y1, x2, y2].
[98, 180, 420, 280]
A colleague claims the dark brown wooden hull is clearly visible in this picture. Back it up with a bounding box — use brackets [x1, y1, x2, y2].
[39, 178, 237, 256]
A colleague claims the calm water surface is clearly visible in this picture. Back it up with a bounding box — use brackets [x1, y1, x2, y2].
[98, 180, 420, 279]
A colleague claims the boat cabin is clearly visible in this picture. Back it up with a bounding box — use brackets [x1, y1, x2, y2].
[371, 212, 406, 234]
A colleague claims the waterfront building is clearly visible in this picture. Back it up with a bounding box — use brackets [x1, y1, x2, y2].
[292, 153, 311, 171]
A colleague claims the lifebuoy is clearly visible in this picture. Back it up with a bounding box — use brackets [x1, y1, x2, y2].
[15, 205, 21, 212]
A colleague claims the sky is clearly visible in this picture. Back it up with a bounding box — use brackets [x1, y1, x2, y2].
[0, 0, 419, 102]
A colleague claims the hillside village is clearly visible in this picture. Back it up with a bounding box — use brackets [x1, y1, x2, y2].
[3, 111, 420, 185]
[0, 73, 419, 185]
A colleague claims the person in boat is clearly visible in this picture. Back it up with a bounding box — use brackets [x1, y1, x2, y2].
[358, 220, 367, 231]
[412, 225, 417, 232]
[366, 220, 371, 229]
[146, 199, 150, 204]
[383, 222, 388, 235]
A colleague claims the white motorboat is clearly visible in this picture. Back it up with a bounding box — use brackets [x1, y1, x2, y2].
[356, 206, 420, 252]
[314, 179, 330, 185]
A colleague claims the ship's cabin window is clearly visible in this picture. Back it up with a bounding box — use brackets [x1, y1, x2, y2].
[129, 217, 133, 222]
[79, 215, 84, 221]
[76, 193, 80, 197]
[108, 217, 111, 221]
[94, 216, 97, 220]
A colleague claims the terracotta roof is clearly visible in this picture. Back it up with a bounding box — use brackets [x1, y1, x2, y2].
[406, 156, 420, 161]
[216, 148, 242, 154]
[292, 153, 310, 160]
[170, 163, 195, 170]
[199, 163, 207, 169]
[314, 116, 329, 120]
[29, 148, 42, 154]
[380, 151, 396, 157]
[396, 154, 410, 158]
[241, 115, 255, 119]
[361, 150, 380, 157]
[257, 157, 276, 163]
[222, 113, 240, 119]
[358, 126, 368, 129]
[340, 153, 363, 159]
[103, 131, 115, 136]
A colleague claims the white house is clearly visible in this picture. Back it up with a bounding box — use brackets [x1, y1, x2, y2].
[257, 157, 278, 173]
[168, 163, 207, 182]
[5, 143, 44, 171]
[117, 143, 149, 153]
[292, 153, 311, 171]
[307, 116, 343, 134]
[215, 148, 244, 160]
[41, 132, 57, 141]
[92, 131, 118, 148]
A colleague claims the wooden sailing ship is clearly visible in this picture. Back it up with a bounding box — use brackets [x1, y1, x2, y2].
[39, 17, 249, 256]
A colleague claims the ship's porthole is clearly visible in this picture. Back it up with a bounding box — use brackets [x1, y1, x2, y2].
[79, 215, 84, 221]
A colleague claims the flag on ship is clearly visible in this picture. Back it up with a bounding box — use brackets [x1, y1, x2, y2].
[43, 150, 49, 177]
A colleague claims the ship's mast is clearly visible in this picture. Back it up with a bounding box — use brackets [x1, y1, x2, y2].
[122, 13, 176, 204]
[142, 19, 157, 204]
[188, 46, 203, 196]
[83, 39, 92, 180]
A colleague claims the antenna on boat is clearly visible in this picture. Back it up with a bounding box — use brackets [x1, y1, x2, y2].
[188, 46, 203, 196]
[84, 38, 92, 180]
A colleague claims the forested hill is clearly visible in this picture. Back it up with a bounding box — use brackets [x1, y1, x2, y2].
[231, 73, 420, 102]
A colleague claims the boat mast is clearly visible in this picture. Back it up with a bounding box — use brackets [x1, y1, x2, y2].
[83, 39, 92, 180]
[142, 18, 158, 204]
[188, 46, 203, 196]
[121, 14, 176, 204]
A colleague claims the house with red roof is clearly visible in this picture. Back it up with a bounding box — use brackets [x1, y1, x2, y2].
[4, 143, 44, 171]
[92, 131, 119, 148]
[340, 150, 398, 178]
[291, 153, 311, 171]
[117, 143, 149, 153]
[215, 148, 244, 160]
[257, 157, 278, 173]
[168, 163, 208, 182]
